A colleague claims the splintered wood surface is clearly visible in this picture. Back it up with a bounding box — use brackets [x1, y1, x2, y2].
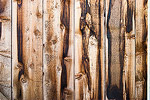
[0, 0, 148, 100]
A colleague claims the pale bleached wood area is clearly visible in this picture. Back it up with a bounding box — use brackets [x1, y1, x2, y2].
[0, 0, 11, 99]
[0, 0, 148, 100]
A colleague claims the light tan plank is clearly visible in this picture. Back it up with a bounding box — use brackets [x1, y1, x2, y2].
[12, 0, 43, 99]
[135, 0, 147, 99]
[0, 0, 11, 99]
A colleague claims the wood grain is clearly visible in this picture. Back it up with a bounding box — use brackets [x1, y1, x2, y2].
[0, 0, 148, 100]
[136, 0, 147, 99]
[0, 0, 11, 99]
[12, 0, 43, 99]
[43, 0, 74, 100]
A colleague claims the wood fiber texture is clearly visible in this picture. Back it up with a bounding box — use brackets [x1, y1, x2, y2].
[0, 0, 148, 100]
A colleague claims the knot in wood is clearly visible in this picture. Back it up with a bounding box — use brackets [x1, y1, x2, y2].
[29, 63, 34, 69]
[64, 57, 72, 62]
[75, 72, 84, 80]
[63, 88, 72, 96]
[0, 16, 10, 22]
[36, 10, 42, 18]
[16, 62, 23, 70]
[60, 24, 65, 30]
[57, 66, 62, 72]
[34, 29, 40, 36]
[21, 77, 27, 83]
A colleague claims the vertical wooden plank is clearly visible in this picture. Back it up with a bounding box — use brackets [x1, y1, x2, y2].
[12, 0, 43, 99]
[63, 0, 74, 99]
[75, 0, 89, 99]
[0, 0, 11, 99]
[74, 0, 82, 99]
[90, 0, 105, 99]
[61, 0, 74, 99]
[106, 0, 137, 99]
[74, 0, 104, 100]
[12, 1, 19, 99]
[135, 0, 147, 99]
[106, 0, 123, 99]
[21, 0, 43, 99]
[43, 0, 74, 99]
[124, 0, 136, 99]
[89, 0, 104, 99]
[120, 0, 127, 99]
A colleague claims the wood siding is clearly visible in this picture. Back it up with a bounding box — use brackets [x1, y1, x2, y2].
[0, 0, 148, 100]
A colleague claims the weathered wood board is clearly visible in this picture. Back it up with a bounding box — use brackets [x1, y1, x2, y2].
[0, 0, 11, 99]
[43, 0, 74, 100]
[12, 0, 43, 99]
[135, 0, 147, 99]
[0, 0, 148, 100]
[105, 0, 147, 100]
